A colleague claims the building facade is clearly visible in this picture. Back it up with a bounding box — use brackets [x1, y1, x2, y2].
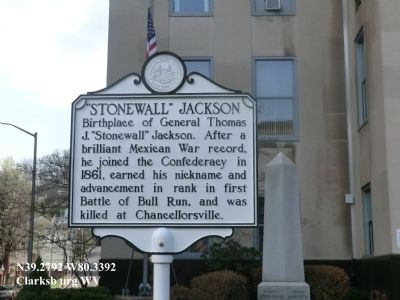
[343, 0, 400, 297]
[101, 0, 400, 297]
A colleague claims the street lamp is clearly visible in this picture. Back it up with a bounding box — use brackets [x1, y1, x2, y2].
[0, 122, 37, 265]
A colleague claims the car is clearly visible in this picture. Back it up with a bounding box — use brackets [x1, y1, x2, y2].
[0, 285, 19, 300]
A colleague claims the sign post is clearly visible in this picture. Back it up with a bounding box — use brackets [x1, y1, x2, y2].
[69, 52, 257, 299]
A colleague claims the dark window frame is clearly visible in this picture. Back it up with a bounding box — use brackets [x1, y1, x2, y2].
[170, 0, 213, 17]
[183, 57, 213, 79]
[253, 57, 299, 141]
[362, 184, 374, 256]
[355, 28, 368, 128]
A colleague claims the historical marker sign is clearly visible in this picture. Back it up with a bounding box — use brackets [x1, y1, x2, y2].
[69, 52, 257, 228]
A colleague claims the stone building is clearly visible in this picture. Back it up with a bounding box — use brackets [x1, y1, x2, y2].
[99, 0, 400, 297]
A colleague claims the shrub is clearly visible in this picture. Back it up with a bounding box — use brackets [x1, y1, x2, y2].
[305, 265, 350, 300]
[369, 289, 388, 300]
[171, 270, 249, 300]
[17, 256, 51, 300]
[201, 239, 261, 298]
[189, 270, 249, 300]
[247, 266, 262, 300]
[345, 288, 369, 300]
[171, 284, 196, 300]
[18, 286, 112, 300]
[202, 239, 260, 277]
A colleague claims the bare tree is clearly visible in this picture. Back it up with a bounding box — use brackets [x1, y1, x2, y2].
[30, 150, 96, 287]
[19, 150, 70, 214]
[0, 158, 31, 281]
[18, 150, 98, 287]
[37, 150, 70, 213]
[36, 221, 95, 288]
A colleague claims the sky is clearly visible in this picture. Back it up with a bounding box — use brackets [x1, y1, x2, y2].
[0, 0, 109, 163]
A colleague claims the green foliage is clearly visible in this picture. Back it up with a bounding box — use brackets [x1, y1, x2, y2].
[345, 288, 369, 300]
[17, 256, 50, 300]
[17, 286, 112, 300]
[202, 239, 260, 277]
[305, 265, 351, 300]
[171, 270, 249, 300]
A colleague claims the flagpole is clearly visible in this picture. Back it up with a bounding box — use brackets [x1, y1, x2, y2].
[148, 0, 154, 10]
[146, 0, 158, 57]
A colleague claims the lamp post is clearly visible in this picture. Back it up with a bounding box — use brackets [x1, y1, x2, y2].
[0, 122, 37, 265]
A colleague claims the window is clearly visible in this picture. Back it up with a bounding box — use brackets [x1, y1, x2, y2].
[362, 185, 373, 255]
[252, 0, 296, 16]
[183, 58, 212, 78]
[254, 58, 297, 140]
[170, 0, 213, 16]
[356, 29, 368, 127]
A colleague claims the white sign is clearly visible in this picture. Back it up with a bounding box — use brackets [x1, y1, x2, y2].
[69, 94, 257, 227]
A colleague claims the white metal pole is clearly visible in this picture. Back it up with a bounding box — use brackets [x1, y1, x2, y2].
[341, 0, 358, 258]
[151, 255, 173, 300]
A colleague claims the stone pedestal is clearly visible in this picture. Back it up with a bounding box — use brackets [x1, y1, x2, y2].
[258, 153, 310, 300]
[258, 282, 310, 300]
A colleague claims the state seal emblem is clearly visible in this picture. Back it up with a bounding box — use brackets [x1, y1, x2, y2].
[142, 52, 186, 94]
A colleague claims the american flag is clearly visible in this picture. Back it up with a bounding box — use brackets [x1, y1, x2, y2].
[146, 6, 157, 57]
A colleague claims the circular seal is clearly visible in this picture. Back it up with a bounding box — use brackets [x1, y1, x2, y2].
[142, 52, 186, 94]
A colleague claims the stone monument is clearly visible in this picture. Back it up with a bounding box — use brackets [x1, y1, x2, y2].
[258, 153, 310, 300]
